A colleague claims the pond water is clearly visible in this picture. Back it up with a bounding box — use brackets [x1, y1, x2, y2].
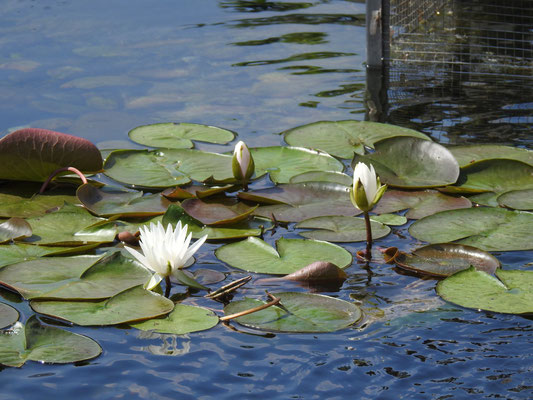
[1, 1, 532, 399]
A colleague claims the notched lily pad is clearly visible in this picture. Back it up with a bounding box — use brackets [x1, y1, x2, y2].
[0, 302, 19, 329]
[353, 137, 459, 188]
[385, 243, 500, 277]
[131, 304, 219, 334]
[296, 216, 390, 242]
[128, 122, 235, 149]
[215, 236, 352, 275]
[437, 267, 533, 315]
[0, 315, 102, 367]
[0, 128, 103, 182]
[224, 292, 362, 332]
[181, 198, 257, 226]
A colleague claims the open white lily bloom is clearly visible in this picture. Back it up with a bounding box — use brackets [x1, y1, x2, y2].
[350, 162, 387, 213]
[232, 140, 254, 187]
[125, 221, 207, 290]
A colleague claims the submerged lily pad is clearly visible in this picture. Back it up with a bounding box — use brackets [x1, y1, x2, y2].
[497, 189, 533, 210]
[224, 292, 362, 332]
[296, 216, 390, 242]
[251, 146, 344, 184]
[353, 137, 459, 188]
[373, 189, 471, 219]
[31, 285, 174, 326]
[0, 252, 151, 300]
[128, 122, 235, 149]
[0, 303, 19, 329]
[282, 120, 429, 159]
[0, 218, 32, 243]
[448, 144, 533, 168]
[0, 316, 102, 367]
[388, 243, 500, 277]
[77, 184, 171, 217]
[181, 198, 257, 226]
[103, 149, 234, 188]
[215, 237, 352, 275]
[131, 304, 218, 334]
[0, 128, 103, 182]
[409, 207, 533, 251]
[437, 267, 533, 314]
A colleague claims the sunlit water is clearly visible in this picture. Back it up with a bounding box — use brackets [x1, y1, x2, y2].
[1, 1, 532, 399]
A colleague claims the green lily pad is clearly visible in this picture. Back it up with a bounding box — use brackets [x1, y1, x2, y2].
[181, 198, 257, 226]
[103, 149, 234, 188]
[409, 207, 533, 251]
[24, 202, 117, 246]
[77, 184, 171, 217]
[240, 183, 359, 223]
[0, 128, 103, 182]
[295, 216, 390, 242]
[370, 214, 407, 226]
[215, 237, 352, 275]
[251, 146, 344, 184]
[373, 189, 472, 219]
[0, 252, 151, 300]
[0, 303, 19, 329]
[469, 192, 500, 207]
[162, 184, 234, 200]
[444, 159, 533, 194]
[448, 144, 533, 168]
[31, 285, 174, 326]
[436, 267, 533, 314]
[498, 189, 533, 210]
[128, 122, 235, 149]
[353, 137, 459, 188]
[389, 243, 500, 277]
[224, 292, 362, 332]
[0, 315, 102, 367]
[131, 304, 219, 334]
[282, 120, 429, 159]
[162, 204, 271, 240]
[289, 171, 352, 186]
[0, 218, 32, 243]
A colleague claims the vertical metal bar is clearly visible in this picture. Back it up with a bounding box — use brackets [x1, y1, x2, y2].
[366, 0, 383, 68]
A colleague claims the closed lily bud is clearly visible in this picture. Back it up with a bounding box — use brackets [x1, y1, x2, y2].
[232, 141, 255, 186]
[350, 162, 387, 212]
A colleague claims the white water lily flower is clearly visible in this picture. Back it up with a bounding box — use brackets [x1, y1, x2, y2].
[350, 162, 387, 212]
[125, 221, 207, 290]
[232, 140, 254, 187]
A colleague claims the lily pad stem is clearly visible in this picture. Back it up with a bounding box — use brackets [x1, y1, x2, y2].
[364, 211, 373, 260]
[164, 276, 172, 298]
[39, 166, 88, 193]
[220, 293, 281, 322]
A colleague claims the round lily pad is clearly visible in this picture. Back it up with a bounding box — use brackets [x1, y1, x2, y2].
[282, 120, 429, 159]
[498, 189, 533, 210]
[436, 267, 533, 314]
[353, 137, 459, 188]
[448, 144, 533, 168]
[215, 237, 352, 275]
[31, 285, 175, 326]
[0, 302, 19, 329]
[0, 218, 32, 243]
[389, 243, 500, 277]
[409, 207, 533, 251]
[289, 171, 352, 186]
[128, 122, 235, 149]
[224, 292, 362, 332]
[0, 315, 102, 367]
[131, 304, 218, 334]
[295, 216, 391, 242]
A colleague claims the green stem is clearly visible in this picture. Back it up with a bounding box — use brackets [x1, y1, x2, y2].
[164, 276, 172, 298]
[364, 211, 372, 260]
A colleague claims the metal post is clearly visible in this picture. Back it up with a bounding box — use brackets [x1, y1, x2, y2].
[366, 0, 383, 68]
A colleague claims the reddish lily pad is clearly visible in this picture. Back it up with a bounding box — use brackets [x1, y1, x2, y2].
[162, 184, 234, 200]
[0, 128, 103, 182]
[181, 198, 257, 226]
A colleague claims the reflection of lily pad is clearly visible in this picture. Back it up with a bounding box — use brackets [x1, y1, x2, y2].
[296, 216, 390, 242]
[0, 302, 18, 329]
[181, 198, 257, 226]
[224, 292, 362, 332]
[251, 146, 344, 184]
[437, 267, 533, 314]
[373, 189, 471, 219]
[131, 304, 218, 334]
[31, 285, 174, 326]
[0, 316, 102, 367]
[409, 207, 533, 251]
[77, 184, 171, 217]
[353, 137, 459, 188]
[498, 189, 533, 210]
[128, 122, 235, 149]
[283, 120, 429, 159]
[388, 243, 500, 277]
[448, 144, 533, 167]
[0, 252, 151, 300]
[215, 237, 352, 275]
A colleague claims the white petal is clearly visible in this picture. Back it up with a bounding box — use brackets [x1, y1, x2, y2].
[124, 246, 154, 273]
[145, 273, 163, 290]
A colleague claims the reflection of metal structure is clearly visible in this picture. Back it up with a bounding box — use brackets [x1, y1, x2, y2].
[365, 0, 533, 137]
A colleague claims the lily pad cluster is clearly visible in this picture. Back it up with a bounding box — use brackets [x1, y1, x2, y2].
[0, 121, 532, 367]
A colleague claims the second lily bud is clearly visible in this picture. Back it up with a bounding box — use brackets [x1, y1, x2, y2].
[232, 140, 255, 190]
[350, 162, 387, 213]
